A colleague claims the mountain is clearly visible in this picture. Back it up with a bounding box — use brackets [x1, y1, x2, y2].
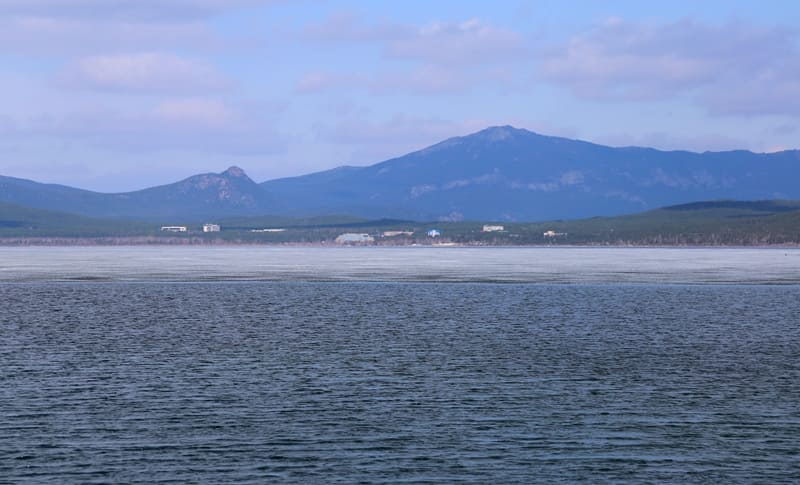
[0, 166, 271, 221]
[262, 126, 800, 220]
[2, 126, 800, 221]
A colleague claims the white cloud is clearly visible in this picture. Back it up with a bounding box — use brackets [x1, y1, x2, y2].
[538, 18, 800, 115]
[306, 14, 524, 66]
[58, 52, 229, 93]
[387, 18, 525, 66]
[297, 15, 526, 95]
[539, 19, 720, 100]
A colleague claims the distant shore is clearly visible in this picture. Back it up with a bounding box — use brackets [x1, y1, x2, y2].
[1, 237, 798, 248]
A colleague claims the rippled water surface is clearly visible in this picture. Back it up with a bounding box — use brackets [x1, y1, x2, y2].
[2, 248, 799, 482]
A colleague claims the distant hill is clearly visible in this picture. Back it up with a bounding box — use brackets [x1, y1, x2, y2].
[514, 199, 800, 245]
[662, 199, 800, 213]
[0, 166, 271, 221]
[2, 126, 800, 221]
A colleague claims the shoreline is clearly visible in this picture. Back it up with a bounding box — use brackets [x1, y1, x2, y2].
[1, 237, 799, 248]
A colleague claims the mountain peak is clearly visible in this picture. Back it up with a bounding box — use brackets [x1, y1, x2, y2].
[474, 125, 529, 141]
[223, 166, 247, 178]
[416, 125, 544, 157]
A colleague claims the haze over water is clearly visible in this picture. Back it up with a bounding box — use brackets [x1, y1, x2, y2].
[2, 247, 799, 482]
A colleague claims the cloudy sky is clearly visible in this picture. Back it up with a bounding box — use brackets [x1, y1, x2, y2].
[1, 0, 798, 191]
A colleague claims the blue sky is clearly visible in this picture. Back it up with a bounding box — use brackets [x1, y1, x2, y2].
[1, 0, 798, 191]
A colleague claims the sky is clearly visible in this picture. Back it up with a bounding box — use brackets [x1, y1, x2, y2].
[1, 0, 799, 191]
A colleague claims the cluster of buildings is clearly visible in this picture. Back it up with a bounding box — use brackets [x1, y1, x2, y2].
[332, 226, 569, 245]
[160, 223, 220, 233]
[157, 221, 568, 243]
[334, 228, 442, 244]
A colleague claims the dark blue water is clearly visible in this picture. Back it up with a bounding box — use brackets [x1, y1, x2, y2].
[2, 282, 799, 483]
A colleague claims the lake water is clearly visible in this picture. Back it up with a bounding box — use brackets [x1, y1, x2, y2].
[2, 247, 799, 482]
[2, 246, 800, 284]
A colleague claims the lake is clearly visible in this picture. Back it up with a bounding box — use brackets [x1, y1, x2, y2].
[1, 247, 799, 482]
[2, 246, 800, 284]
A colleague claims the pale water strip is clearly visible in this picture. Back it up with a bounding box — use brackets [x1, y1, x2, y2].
[1, 246, 799, 284]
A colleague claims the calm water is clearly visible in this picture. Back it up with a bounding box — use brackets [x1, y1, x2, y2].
[1, 248, 799, 483]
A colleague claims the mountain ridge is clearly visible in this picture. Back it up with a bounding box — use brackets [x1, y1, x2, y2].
[2, 126, 799, 221]
[260, 126, 800, 220]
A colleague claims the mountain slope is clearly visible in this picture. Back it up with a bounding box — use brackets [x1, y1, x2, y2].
[262, 126, 800, 220]
[0, 166, 272, 221]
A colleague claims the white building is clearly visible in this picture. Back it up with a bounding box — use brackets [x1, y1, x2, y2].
[382, 230, 414, 237]
[543, 230, 567, 237]
[203, 223, 220, 233]
[482, 225, 504, 232]
[161, 226, 187, 232]
[427, 229, 441, 238]
[335, 233, 375, 244]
